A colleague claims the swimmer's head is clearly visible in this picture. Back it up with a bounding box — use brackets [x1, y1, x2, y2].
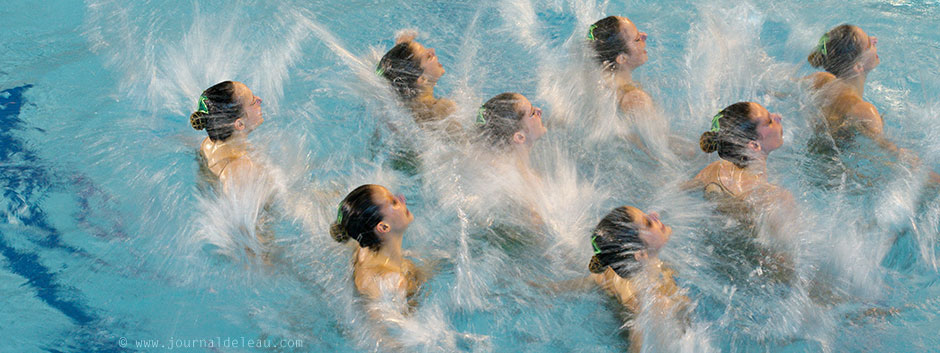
[474, 93, 546, 151]
[331, 184, 414, 251]
[699, 102, 783, 168]
[588, 16, 648, 72]
[588, 206, 671, 279]
[377, 39, 445, 101]
[808, 24, 879, 77]
[190, 81, 263, 142]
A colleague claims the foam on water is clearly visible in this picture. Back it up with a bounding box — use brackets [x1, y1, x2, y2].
[2, 0, 939, 351]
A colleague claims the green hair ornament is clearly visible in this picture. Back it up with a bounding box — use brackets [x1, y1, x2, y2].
[587, 24, 597, 41]
[375, 63, 386, 77]
[591, 235, 601, 255]
[475, 107, 487, 126]
[710, 112, 723, 133]
[196, 95, 210, 115]
[335, 203, 344, 225]
[816, 33, 829, 57]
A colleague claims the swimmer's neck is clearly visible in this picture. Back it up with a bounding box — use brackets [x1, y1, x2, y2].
[745, 157, 768, 179]
[372, 231, 405, 268]
[413, 84, 439, 107]
[612, 67, 635, 88]
[512, 144, 532, 169]
[837, 71, 868, 97]
[204, 135, 249, 153]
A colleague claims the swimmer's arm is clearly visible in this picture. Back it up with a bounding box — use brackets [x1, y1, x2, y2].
[528, 276, 595, 293]
[628, 327, 643, 353]
[853, 102, 922, 167]
[680, 178, 704, 192]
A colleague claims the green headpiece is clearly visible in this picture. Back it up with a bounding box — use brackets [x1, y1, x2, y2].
[196, 95, 210, 115]
[475, 107, 487, 126]
[375, 63, 386, 77]
[587, 24, 598, 41]
[710, 112, 723, 133]
[816, 33, 829, 57]
[335, 203, 344, 225]
[591, 235, 602, 255]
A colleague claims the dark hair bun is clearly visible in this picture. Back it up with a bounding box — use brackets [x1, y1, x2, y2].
[807, 51, 823, 68]
[190, 111, 207, 130]
[588, 255, 606, 274]
[330, 222, 350, 243]
[700, 131, 719, 153]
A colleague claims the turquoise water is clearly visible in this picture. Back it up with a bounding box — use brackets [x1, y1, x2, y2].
[2, 0, 939, 352]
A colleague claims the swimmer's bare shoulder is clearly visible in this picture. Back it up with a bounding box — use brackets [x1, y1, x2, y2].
[218, 156, 255, 192]
[434, 97, 457, 117]
[591, 267, 640, 312]
[355, 260, 420, 300]
[618, 87, 653, 112]
[846, 99, 883, 137]
[804, 72, 836, 90]
[355, 267, 403, 299]
[691, 161, 722, 186]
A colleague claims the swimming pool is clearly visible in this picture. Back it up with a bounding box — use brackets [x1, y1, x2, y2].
[2, 0, 939, 351]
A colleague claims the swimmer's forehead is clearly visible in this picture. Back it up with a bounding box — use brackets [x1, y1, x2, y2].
[232, 82, 256, 103]
[749, 103, 771, 121]
[371, 186, 394, 204]
[618, 17, 640, 36]
[515, 95, 534, 114]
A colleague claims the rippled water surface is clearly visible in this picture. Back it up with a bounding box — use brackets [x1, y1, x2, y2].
[1, 0, 939, 351]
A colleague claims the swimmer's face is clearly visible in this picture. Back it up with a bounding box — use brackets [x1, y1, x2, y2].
[233, 82, 263, 132]
[514, 95, 547, 144]
[750, 102, 784, 154]
[626, 207, 671, 254]
[618, 17, 648, 69]
[410, 41, 445, 85]
[373, 186, 414, 234]
[854, 27, 879, 73]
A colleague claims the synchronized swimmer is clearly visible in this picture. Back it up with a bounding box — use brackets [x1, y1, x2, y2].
[186, 16, 933, 351]
[190, 81, 264, 192]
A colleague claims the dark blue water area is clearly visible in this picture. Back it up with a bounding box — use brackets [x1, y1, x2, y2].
[0, 85, 128, 352]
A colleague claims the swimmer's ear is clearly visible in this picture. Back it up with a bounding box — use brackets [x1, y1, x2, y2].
[375, 221, 391, 234]
[513, 131, 526, 145]
[852, 61, 865, 74]
[416, 75, 428, 86]
[233, 118, 246, 131]
[747, 140, 761, 152]
[615, 52, 628, 66]
[633, 250, 649, 262]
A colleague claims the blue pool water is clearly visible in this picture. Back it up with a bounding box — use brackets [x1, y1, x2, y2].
[2, 0, 939, 352]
